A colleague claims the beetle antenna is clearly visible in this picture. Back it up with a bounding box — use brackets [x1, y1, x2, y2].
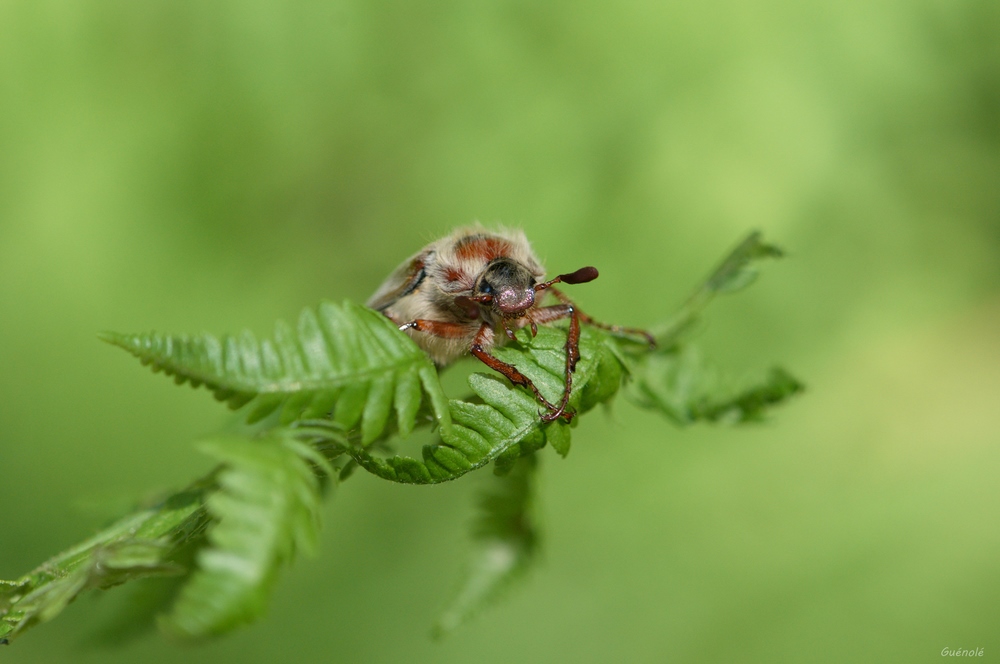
[535, 266, 599, 292]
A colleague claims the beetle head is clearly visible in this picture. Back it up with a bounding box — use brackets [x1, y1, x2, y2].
[472, 258, 536, 316]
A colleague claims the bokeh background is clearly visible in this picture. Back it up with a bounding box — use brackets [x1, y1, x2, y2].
[1, 1, 998, 662]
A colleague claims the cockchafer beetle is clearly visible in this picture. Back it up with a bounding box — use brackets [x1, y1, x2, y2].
[368, 226, 653, 421]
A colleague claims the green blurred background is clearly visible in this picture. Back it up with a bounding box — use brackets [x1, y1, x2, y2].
[1, 0, 998, 661]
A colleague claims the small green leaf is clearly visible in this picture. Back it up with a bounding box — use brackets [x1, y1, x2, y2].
[162, 431, 329, 639]
[627, 347, 804, 424]
[693, 367, 804, 423]
[651, 232, 784, 344]
[0, 486, 207, 644]
[546, 420, 571, 457]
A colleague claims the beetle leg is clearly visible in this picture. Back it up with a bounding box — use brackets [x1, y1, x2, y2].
[547, 287, 656, 348]
[397, 319, 473, 337]
[529, 303, 581, 421]
[500, 317, 517, 342]
[469, 322, 569, 419]
[530, 304, 578, 368]
[398, 317, 578, 422]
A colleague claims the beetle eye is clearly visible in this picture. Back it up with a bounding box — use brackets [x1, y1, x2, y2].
[480, 281, 494, 295]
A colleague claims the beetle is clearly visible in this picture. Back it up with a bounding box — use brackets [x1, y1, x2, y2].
[368, 226, 653, 421]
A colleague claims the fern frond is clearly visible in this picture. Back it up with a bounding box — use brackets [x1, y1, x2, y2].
[621, 232, 802, 424]
[0, 486, 207, 644]
[86, 541, 203, 646]
[101, 301, 451, 444]
[650, 231, 784, 345]
[161, 430, 332, 639]
[350, 324, 625, 484]
[1, 232, 805, 646]
[0, 540, 180, 641]
[435, 454, 538, 636]
[626, 347, 804, 425]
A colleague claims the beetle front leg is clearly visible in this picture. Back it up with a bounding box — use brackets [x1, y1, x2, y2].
[395, 318, 478, 367]
[468, 322, 569, 419]
[529, 303, 580, 421]
[397, 319, 471, 338]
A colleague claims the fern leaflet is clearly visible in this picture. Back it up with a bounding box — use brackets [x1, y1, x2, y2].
[650, 231, 784, 345]
[0, 484, 208, 643]
[349, 324, 627, 484]
[626, 347, 805, 425]
[100, 301, 450, 443]
[162, 430, 333, 638]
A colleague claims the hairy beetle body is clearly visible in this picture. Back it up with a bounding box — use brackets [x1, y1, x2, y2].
[368, 226, 545, 365]
[369, 225, 650, 421]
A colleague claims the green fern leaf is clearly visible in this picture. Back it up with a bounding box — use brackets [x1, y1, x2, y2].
[101, 301, 451, 444]
[692, 366, 804, 423]
[161, 430, 332, 639]
[435, 454, 538, 636]
[350, 324, 627, 484]
[650, 231, 784, 345]
[626, 347, 804, 425]
[0, 540, 180, 642]
[0, 487, 205, 644]
[620, 231, 802, 423]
